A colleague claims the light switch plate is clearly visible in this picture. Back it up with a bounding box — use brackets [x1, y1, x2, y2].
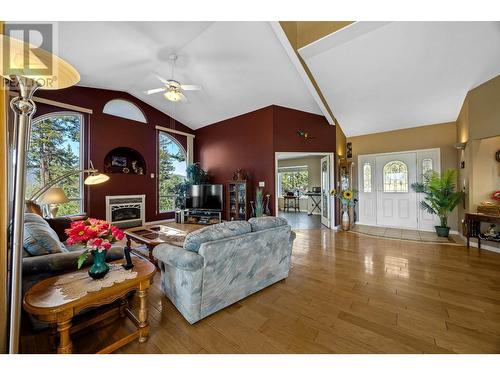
[151, 173, 155, 178]
[259, 181, 265, 187]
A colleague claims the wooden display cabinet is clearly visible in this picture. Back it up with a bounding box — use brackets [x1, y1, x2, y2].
[226, 180, 249, 221]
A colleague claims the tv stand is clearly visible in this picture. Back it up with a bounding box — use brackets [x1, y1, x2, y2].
[185, 209, 222, 225]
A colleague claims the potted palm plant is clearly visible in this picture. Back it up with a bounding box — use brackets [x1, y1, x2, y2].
[411, 169, 463, 237]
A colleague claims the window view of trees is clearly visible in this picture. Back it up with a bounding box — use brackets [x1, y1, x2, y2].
[279, 170, 309, 196]
[158, 131, 187, 212]
[27, 113, 82, 216]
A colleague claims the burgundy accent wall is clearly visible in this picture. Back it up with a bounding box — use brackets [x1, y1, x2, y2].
[194, 107, 275, 217]
[194, 105, 336, 218]
[34, 86, 194, 222]
[273, 106, 335, 152]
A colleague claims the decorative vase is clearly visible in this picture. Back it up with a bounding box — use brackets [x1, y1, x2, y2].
[88, 250, 109, 279]
[264, 194, 271, 216]
[341, 210, 350, 231]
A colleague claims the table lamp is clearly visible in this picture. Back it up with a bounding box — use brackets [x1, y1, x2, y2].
[1, 32, 80, 353]
[39, 187, 69, 218]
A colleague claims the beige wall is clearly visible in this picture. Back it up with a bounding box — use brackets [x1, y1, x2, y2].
[471, 136, 500, 209]
[347, 122, 459, 230]
[468, 75, 500, 140]
[277, 155, 322, 213]
[456, 75, 500, 246]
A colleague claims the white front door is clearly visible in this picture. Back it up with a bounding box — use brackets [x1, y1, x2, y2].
[320, 155, 330, 228]
[375, 153, 418, 229]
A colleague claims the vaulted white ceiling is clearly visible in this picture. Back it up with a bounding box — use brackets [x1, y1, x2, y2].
[56, 21, 322, 129]
[299, 22, 500, 137]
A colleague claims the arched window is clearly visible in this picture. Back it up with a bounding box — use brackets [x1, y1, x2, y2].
[158, 131, 187, 212]
[422, 158, 433, 175]
[383, 161, 408, 193]
[363, 163, 372, 193]
[103, 99, 147, 123]
[27, 112, 83, 215]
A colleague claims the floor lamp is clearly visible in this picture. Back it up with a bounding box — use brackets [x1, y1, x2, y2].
[0, 34, 80, 353]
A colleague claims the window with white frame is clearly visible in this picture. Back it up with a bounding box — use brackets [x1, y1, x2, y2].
[158, 131, 187, 212]
[27, 112, 84, 215]
[277, 166, 309, 197]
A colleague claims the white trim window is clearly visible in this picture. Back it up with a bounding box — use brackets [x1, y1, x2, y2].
[158, 131, 187, 213]
[27, 112, 84, 215]
[277, 165, 309, 198]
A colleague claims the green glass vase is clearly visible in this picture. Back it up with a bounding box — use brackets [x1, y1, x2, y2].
[88, 250, 109, 279]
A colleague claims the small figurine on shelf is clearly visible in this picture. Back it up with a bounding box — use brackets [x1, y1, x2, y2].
[131, 160, 138, 174]
[232, 168, 247, 181]
[250, 201, 255, 217]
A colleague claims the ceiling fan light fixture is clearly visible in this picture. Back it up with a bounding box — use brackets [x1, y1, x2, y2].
[164, 89, 182, 102]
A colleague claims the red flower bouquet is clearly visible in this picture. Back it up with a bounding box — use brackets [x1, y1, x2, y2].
[65, 218, 124, 270]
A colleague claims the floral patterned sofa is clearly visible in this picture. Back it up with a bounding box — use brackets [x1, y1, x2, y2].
[153, 216, 296, 324]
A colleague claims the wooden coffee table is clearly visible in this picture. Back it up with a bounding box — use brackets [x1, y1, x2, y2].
[23, 257, 156, 354]
[124, 222, 203, 262]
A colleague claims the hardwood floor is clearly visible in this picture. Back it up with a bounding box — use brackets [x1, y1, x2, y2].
[21, 229, 500, 353]
[278, 211, 322, 229]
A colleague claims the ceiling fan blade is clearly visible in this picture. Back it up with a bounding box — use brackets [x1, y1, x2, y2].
[181, 84, 202, 91]
[179, 92, 188, 103]
[154, 74, 170, 84]
[144, 87, 166, 95]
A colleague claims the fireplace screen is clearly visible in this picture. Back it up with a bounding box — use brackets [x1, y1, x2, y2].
[111, 205, 141, 222]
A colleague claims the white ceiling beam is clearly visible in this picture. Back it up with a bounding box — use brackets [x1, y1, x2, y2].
[269, 21, 335, 125]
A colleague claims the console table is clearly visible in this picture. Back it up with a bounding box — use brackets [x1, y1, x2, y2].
[464, 212, 500, 249]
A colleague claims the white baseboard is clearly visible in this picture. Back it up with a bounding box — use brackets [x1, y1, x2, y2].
[458, 234, 500, 253]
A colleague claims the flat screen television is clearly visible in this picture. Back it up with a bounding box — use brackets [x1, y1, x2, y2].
[186, 184, 223, 211]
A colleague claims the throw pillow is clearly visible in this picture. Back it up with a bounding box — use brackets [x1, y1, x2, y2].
[24, 221, 68, 256]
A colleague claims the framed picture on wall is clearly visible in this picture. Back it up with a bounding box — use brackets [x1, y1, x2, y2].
[111, 155, 127, 167]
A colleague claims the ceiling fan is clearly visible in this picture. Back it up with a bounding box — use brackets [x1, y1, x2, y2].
[144, 54, 202, 102]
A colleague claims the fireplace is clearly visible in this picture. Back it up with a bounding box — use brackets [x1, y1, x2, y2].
[105, 195, 145, 228]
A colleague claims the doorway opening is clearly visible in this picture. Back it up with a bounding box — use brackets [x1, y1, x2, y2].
[275, 152, 335, 229]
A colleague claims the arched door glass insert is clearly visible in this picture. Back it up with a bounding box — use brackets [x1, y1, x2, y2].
[27, 112, 83, 215]
[383, 161, 408, 192]
[158, 131, 187, 212]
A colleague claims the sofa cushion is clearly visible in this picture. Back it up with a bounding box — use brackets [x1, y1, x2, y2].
[184, 221, 252, 253]
[24, 221, 68, 256]
[248, 216, 288, 232]
[45, 217, 72, 242]
[24, 212, 49, 226]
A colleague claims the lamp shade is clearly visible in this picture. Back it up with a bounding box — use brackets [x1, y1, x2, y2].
[0, 34, 80, 89]
[84, 172, 110, 185]
[38, 187, 69, 205]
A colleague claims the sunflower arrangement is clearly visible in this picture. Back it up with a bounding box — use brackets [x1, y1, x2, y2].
[330, 188, 357, 209]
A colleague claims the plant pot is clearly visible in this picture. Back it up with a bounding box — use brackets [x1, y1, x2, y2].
[435, 226, 450, 238]
[88, 250, 109, 279]
[342, 210, 350, 231]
